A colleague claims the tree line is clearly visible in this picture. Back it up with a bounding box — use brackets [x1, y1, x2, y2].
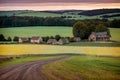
[0, 34, 75, 42]
[0, 16, 120, 28]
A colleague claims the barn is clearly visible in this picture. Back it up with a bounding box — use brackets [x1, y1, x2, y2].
[88, 32, 110, 41]
[31, 36, 43, 44]
[58, 38, 69, 45]
[19, 37, 29, 43]
[47, 39, 57, 45]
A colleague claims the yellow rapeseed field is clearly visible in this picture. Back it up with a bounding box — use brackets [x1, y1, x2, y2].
[0, 44, 120, 56]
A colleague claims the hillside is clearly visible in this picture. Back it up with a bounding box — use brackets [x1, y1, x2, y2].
[0, 9, 120, 20]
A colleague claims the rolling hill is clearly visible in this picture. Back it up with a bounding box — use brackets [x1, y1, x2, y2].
[0, 9, 120, 20]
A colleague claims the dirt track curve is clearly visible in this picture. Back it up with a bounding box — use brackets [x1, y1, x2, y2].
[0, 56, 71, 80]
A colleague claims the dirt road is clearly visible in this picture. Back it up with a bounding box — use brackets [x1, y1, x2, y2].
[0, 56, 71, 80]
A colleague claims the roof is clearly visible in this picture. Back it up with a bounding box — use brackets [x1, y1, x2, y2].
[47, 39, 57, 43]
[92, 32, 110, 37]
[59, 38, 69, 43]
[19, 37, 29, 41]
[31, 36, 40, 40]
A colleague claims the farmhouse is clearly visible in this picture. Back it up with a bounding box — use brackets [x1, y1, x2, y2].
[88, 32, 110, 41]
[47, 39, 57, 45]
[31, 36, 43, 44]
[58, 38, 69, 45]
[19, 37, 29, 43]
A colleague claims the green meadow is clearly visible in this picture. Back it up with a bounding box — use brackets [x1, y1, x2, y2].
[42, 55, 120, 80]
[0, 27, 120, 41]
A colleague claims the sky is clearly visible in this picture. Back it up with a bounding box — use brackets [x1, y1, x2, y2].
[0, 0, 120, 11]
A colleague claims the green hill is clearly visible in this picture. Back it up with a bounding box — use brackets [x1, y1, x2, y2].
[0, 9, 120, 20]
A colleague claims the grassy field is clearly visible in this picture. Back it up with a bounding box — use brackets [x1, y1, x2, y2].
[0, 27, 120, 41]
[16, 11, 61, 17]
[0, 26, 72, 38]
[42, 55, 120, 80]
[65, 42, 120, 47]
[0, 45, 120, 56]
[0, 55, 59, 69]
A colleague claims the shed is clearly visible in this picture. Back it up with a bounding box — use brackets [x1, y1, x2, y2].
[47, 39, 57, 45]
[19, 37, 29, 43]
[58, 38, 69, 45]
[31, 36, 43, 44]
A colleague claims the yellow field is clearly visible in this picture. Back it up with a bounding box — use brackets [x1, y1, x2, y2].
[0, 44, 120, 56]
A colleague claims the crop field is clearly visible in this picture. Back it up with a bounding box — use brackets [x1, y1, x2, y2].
[0, 44, 120, 56]
[42, 55, 120, 80]
[0, 27, 120, 41]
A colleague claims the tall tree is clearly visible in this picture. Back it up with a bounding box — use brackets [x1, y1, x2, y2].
[0, 34, 5, 41]
[55, 35, 61, 41]
[73, 22, 88, 39]
[13, 36, 19, 41]
[7, 36, 12, 41]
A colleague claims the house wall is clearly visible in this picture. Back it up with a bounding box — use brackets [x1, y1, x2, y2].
[89, 34, 96, 41]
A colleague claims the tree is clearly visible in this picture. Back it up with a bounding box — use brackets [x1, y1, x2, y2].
[13, 36, 19, 41]
[73, 22, 88, 39]
[7, 37, 12, 41]
[55, 35, 61, 41]
[42, 36, 49, 42]
[0, 34, 5, 41]
[95, 24, 108, 32]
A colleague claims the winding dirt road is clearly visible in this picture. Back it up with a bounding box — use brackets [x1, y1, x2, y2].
[0, 56, 71, 80]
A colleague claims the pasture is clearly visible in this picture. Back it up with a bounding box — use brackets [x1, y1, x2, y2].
[0, 26, 72, 38]
[0, 27, 120, 41]
[42, 55, 120, 80]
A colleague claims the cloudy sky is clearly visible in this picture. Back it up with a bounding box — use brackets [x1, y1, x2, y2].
[0, 0, 120, 10]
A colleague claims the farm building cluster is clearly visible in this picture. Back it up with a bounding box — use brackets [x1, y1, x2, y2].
[19, 36, 71, 45]
[18, 31, 110, 44]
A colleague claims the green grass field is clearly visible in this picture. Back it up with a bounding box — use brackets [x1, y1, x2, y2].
[16, 11, 61, 17]
[0, 26, 72, 38]
[65, 42, 120, 47]
[0, 27, 119, 41]
[42, 55, 120, 80]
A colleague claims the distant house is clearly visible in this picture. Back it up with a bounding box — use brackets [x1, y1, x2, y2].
[88, 32, 110, 41]
[58, 38, 69, 45]
[31, 36, 43, 44]
[19, 37, 29, 43]
[47, 39, 57, 45]
[73, 37, 81, 42]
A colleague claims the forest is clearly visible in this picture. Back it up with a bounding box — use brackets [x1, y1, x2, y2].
[0, 16, 120, 28]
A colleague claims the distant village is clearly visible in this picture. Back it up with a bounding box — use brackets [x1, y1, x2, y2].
[18, 31, 110, 45]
